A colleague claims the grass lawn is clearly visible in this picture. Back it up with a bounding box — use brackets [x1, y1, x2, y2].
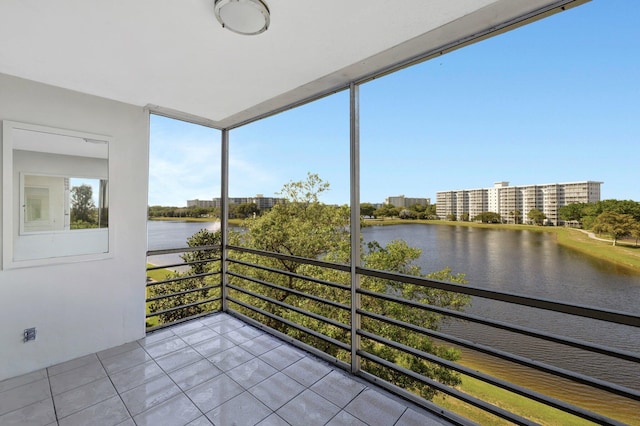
[434, 375, 595, 426]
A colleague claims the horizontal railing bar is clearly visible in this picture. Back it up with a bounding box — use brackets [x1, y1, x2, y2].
[357, 350, 536, 426]
[227, 244, 351, 273]
[359, 330, 623, 425]
[358, 288, 640, 364]
[147, 257, 221, 271]
[145, 310, 222, 332]
[357, 266, 640, 327]
[227, 271, 350, 312]
[147, 245, 221, 256]
[145, 283, 221, 303]
[227, 283, 350, 332]
[228, 257, 350, 291]
[146, 271, 220, 288]
[227, 297, 351, 352]
[227, 309, 351, 372]
[145, 296, 221, 319]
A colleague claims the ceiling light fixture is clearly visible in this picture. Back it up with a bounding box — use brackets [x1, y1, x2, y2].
[214, 0, 270, 36]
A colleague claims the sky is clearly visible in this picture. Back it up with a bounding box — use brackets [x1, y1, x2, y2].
[149, 0, 640, 207]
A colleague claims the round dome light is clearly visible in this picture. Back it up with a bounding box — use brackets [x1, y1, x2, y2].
[214, 0, 270, 36]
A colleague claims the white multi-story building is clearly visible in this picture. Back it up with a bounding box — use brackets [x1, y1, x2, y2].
[187, 194, 284, 210]
[385, 195, 431, 208]
[436, 181, 602, 225]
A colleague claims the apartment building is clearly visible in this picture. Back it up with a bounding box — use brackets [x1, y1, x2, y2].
[385, 195, 431, 208]
[436, 181, 602, 225]
[187, 194, 284, 210]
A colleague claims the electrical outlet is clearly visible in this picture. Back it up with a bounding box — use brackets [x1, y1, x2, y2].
[23, 327, 36, 342]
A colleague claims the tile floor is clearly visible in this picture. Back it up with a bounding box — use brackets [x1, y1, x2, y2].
[0, 313, 453, 426]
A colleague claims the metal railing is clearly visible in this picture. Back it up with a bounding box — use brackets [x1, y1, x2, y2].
[146, 244, 640, 425]
[146, 246, 223, 332]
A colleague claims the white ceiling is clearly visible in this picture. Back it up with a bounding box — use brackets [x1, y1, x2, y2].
[0, 0, 587, 129]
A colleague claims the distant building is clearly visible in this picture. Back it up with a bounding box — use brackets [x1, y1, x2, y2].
[436, 181, 602, 225]
[187, 194, 285, 210]
[186, 199, 216, 208]
[384, 195, 431, 208]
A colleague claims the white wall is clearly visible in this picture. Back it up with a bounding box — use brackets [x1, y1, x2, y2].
[0, 73, 149, 381]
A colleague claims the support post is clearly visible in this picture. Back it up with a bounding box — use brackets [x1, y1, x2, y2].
[350, 83, 361, 374]
[221, 129, 229, 312]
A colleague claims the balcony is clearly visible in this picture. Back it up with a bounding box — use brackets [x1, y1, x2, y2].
[140, 245, 640, 425]
[0, 313, 451, 426]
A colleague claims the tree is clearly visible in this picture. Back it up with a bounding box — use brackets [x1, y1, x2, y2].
[374, 204, 400, 218]
[508, 210, 521, 224]
[235, 202, 259, 219]
[592, 212, 635, 246]
[70, 184, 96, 227]
[473, 212, 501, 223]
[360, 202, 376, 218]
[559, 202, 587, 223]
[226, 174, 470, 400]
[527, 208, 547, 226]
[630, 222, 640, 247]
[399, 209, 416, 219]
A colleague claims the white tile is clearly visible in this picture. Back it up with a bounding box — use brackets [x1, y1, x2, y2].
[49, 361, 106, 395]
[0, 369, 47, 393]
[206, 391, 272, 426]
[325, 410, 368, 426]
[186, 374, 244, 412]
[0, 397, 56, 426]
[96, 341, 140, 361]
[109, 360, 165, 394]
[277, 389, 340, 426]
[344, 389, 406, 426]
[249, 372, 305, 410]
[255, 413, 291, 426]
[208, 318, 245, 334]
[133, 393, 201, 426]
[0, 378, 51, 415]
[53, 377, 116, 419]
[57, 395, 130, 426]
[282, 357, 331, 387]
[47, 354, 98, 377]
[170, 320, 206, 335]
[138, 329, 176, 346]
[120, 374, 181, 416]
[240, 334, 281, 356]
[227, 357, 277, 389]
[144, 336, 188, 359]
[223, 325, 262, 345]
[155, 347, 204, 372]
[169, 359, 221, 391]
[260, 344, 305, 370]
[396, 408, 450, 426]
[207, 346, 255, 371]
[179, 327, 219, 345]
[199, 313, 229, 326]
[192, 335, 235, 357]
[186, 415, 214, 426]
[101, 347, 151, 375]
[310, 370, 366, 408]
